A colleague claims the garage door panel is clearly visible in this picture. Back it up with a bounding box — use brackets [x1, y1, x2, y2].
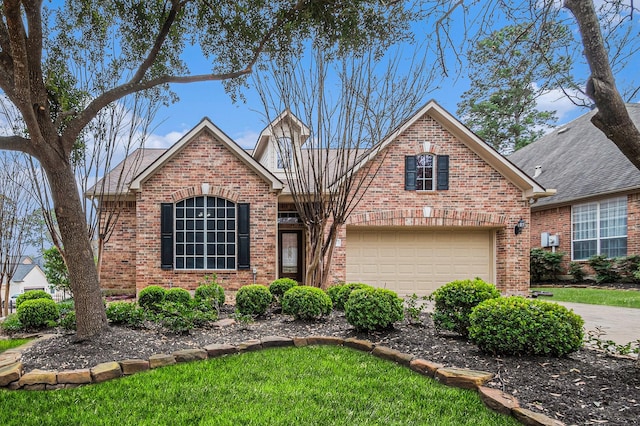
[346, 229, 493, 296]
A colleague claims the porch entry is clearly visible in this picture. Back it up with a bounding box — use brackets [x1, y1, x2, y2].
[278, 230, 304, 282]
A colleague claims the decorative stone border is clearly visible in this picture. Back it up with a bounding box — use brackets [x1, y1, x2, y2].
[0, 334, 564, 426]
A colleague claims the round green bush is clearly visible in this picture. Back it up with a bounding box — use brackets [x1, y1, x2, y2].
[235, 285, 273, 317]
[17, 298, 60, 329]
[194, 283, 225, 307]
[335, 282, 373, 311]
[344, 288, 404, 331]
[281, 286, 332, 320]
[138, 285, 166, 311]
[106, 301, 146, 327]
[430, 278, 501, 337]
[325, 284, 344, 307]
[15, 290, 53, 308]
[165, 287, 192, 305]
[469, 297, 584, 356]
[268, 278, 299, 301]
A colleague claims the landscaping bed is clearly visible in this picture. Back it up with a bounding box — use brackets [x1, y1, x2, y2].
[18, 305, 640, 426]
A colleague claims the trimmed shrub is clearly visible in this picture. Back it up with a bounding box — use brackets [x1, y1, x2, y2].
[568, 262, 586, 283]
[165, 288, 191, 305]
[430, 278, 501, 338]
[325, 284, 344, 308]
[335, 283, 373, 311]
[530, 248, 564, 283]
[17, 298, 59, 329]
[106, 301, 146, 327]
[138, 285, 166, 311]
[235, 285, 273, 317]
[281, 286, 332, 320]
[344, 288, 404, 331]
[469, 297, 584, 356]
[269, 278, 299, 302]
[194, 283, 225, 308]
[59, 310, 76, 331]
[588, 255, 620, 284]
[15, 290, 53, 309]
[1, 313, 23, 334]
[153, 301, 217, 334]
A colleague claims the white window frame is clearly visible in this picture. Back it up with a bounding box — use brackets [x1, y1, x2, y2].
[174, 196, 237, 270]
[416, 153, 435, 191]
[571, 196, 627, 260]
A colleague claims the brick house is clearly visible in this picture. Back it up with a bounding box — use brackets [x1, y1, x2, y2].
[509, 104, 640, 271]
[94, 100, 552, 296]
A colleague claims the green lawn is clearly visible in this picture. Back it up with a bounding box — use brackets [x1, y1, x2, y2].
[0, 338, 31, 353]
[0, 345, 517, 426]
[532, 287, 640, 308]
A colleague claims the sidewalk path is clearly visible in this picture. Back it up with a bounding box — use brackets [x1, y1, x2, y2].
[552, 301, 640, 345]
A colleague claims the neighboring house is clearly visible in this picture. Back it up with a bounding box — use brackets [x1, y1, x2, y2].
[93, 100, 552, 296]
[509, 104, 640, 269]
[1, 256, 56, 301]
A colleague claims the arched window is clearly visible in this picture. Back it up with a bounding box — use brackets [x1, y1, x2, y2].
[174, 196, 236, 270]
[416, 154, 434, 191]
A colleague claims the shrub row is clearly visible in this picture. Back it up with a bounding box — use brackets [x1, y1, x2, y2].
[430, 278, 584, 356]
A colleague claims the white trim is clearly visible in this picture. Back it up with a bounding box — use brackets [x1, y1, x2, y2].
[129, 118, 284, 192]
[343, 100, 554, 200]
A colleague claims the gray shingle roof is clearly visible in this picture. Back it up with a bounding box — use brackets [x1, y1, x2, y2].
[87, 148, 166, 196]
[508, 104, 640, 208]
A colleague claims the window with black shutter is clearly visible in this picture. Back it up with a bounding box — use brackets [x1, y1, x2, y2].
[405, 153, 449, 191]
[162, 196, 245, 270]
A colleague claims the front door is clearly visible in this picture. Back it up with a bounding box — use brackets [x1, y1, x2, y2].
[279, 230, 303, 283]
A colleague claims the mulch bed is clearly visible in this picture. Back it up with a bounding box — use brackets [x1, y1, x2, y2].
[18, 306, 640, 426]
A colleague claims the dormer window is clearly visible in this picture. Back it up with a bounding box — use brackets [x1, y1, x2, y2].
[276, 137, 293, 170]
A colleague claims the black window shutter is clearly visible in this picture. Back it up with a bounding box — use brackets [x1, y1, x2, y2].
[237, 203, 250, 270]
[405, 156, 417, 190]
[437, 155, 449, 190]
[160, 203, 173, 270]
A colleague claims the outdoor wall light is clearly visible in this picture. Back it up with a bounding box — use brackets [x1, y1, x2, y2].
[514, 218, 526, 235]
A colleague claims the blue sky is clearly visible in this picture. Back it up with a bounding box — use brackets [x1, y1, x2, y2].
[144, 4, 604, 151]
[147, 58, 584, 151]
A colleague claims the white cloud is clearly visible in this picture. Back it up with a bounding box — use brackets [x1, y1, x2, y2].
[534, 85, 586, 123]
[144, 130, 186, 149]
[233, 129, 260, 149]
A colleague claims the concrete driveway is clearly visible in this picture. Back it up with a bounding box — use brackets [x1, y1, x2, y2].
[553, 301, 640, 346]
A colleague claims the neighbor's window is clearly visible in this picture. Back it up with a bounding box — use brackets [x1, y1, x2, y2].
[174, 196, 236, 270]
[572, 197, 627, 260]
[416, 154, 434, 191]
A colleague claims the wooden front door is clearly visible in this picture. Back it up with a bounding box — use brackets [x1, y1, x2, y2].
[279, 230, 303, 283]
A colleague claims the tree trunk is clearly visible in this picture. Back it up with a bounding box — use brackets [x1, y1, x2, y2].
[564, 0, 640, 171]
[44, 161, 107, 340]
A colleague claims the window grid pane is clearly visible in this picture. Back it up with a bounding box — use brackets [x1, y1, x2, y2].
[416, 154, 434, 191]
[572, 198, 627, 260]
[175, 196, 237, 270]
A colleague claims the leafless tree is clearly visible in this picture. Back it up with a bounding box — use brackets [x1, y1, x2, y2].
[256, 47, 434, 287]
[0, 154, 33, 316]
[26, 94, 159, 281]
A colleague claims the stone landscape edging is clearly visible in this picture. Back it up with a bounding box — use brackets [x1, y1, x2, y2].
[0, 334, 564, 426]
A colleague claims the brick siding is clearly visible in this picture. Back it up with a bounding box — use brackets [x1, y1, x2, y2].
[530, 193, 640, 273]
[99, 128, 278, 294]
[330, 112, 531, 295]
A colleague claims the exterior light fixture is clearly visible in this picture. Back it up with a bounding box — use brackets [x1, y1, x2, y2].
[514, 218, 526, 235]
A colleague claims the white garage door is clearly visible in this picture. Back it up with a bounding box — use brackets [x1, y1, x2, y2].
[346, 228, 494, 296]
